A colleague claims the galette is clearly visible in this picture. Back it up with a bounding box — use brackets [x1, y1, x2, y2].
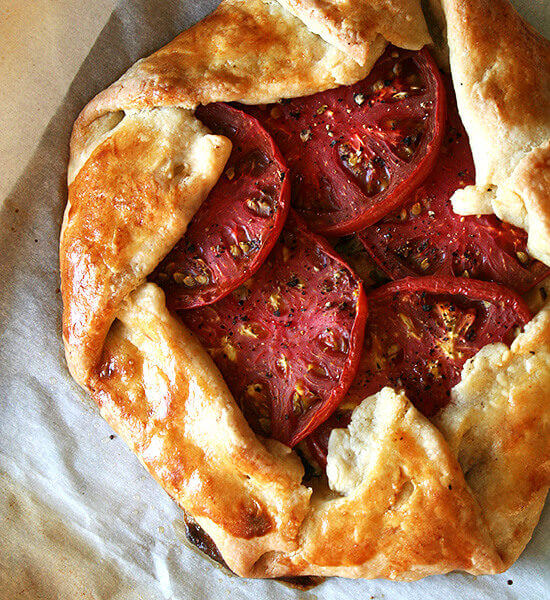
[61, 0, 550, 581]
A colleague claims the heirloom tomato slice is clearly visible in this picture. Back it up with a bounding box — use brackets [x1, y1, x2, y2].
[179, 212, 367, 447]
[152, 103, 290, 308]
[360, 76, 550, 294]
[242, 45, 445, 235]
[307, 276, 530, 466]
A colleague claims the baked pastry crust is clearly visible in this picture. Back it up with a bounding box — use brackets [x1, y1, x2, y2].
[60, 0, 550, 580]
[443, 0, 550, 265]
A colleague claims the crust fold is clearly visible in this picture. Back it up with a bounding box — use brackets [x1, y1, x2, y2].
[436, 0, 550, 265]
[436, 302, 550, 568]
[92, 284, 312, 576]
[72, 0, 385, 141]
[275, 0, 430, 63]
[61, 108, 231, 385]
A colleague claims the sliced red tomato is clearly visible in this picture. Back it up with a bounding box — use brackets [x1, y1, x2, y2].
[151, 103, 290, 308]
[241, 45, 445, 235]
[307, 276, 530, 466]
[179, 212, 367, 447]
[360, 75, 550, 294]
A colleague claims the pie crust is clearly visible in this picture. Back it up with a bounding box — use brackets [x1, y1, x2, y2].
[60, 0, 550, 580]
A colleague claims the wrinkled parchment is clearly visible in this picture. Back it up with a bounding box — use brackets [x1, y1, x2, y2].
[0, 1, 548, 598]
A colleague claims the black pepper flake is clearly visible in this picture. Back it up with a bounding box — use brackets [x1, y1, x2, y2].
[287, 275, 299, 287]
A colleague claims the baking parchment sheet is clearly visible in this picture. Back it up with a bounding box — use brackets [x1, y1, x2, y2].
[0, 1, 549, 598]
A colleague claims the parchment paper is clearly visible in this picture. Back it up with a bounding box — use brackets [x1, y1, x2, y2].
[0, 1, 548, 598]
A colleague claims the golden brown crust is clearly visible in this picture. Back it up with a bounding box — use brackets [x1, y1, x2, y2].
[276, 0, 430, 63]
[61, 108, 231, 385]
[72, 0, 383, 142]
[59, 0, 550, 581]
[91, 284, 311, 576]
[440, 0, 550, 265]
[272, 388, 502, 579]
[493, 141, 550, 266]
[442, 0, 550, 186]
[435, 303, 550, 568]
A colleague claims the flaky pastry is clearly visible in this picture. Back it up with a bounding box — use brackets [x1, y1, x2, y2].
[61, 0, 550, 580]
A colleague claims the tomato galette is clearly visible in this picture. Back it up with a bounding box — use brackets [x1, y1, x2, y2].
[61, 0, 550, 581]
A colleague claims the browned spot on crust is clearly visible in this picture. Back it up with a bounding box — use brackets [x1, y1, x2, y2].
[182, 513, 323, 589]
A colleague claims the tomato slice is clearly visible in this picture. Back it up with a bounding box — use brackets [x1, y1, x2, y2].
[152, 103, 290, 308]
[359, 76, 550, 294]
[241, 46, 445, 235]
[179, 212, 367, 447]
[307, 276, 530, 466]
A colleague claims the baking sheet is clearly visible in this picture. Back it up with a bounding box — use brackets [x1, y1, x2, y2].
[0, 1, 548, 598]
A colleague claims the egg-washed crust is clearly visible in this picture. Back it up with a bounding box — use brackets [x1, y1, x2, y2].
[275, 0, 430, 64]
[61, 108, 232, 386]
[442, 0, 550, 265]
[60, 0, 550, 580]
[70, 0, 386, 157]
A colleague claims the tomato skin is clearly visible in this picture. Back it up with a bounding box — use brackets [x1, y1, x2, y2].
[360, 75, 550, 294]
[152, 103, 290, 309]
[298, 272, 367, 446]
[179, 211, 368, 447]
[241, 46, 446, 236]
[370, 276, 532, 323]
[307, 275, 531, 466]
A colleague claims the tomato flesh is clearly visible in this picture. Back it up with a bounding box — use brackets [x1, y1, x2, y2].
[179, 212, 367, 447]
[359, 76, 550, 294]
[152, 103, 290, 308]
[241, 46, 445, 235]
[307, 276, 531, 466]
